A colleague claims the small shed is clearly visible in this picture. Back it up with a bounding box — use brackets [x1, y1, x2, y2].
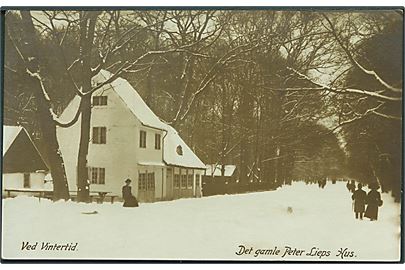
[2, 126, 49, 192]
[205, 164, 237, 179]
[202, 164, 238, 196]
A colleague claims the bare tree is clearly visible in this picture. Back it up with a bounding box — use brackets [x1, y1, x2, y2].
[12, 11, 70, 200]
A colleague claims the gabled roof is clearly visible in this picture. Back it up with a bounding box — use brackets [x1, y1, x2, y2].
[93, 70, 167, 130]
[59, 70, 206, 170]
[2, 125, 49, 173]
[205, 164, 237, 177]
[3, 126, 23, 155]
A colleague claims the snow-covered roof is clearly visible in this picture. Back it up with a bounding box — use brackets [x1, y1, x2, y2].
[3, 126, 23, 155]
[3, 125, 48, 173]
[162, 124, 206, 169]
[205, 164, 237, 177]
[59, 70, 206, 170]
[93, 70, 167, 130]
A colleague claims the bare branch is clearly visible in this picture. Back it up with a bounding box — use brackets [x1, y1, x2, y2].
[323, 14, 402, 94]
[372, 110, 402, 120]
[67, 58, 81, 71]
[92, 14, 182, 76]
[6, 27, 26, 64]
[54, 98, 83, 128]
[173, 39, 264, 123]
[287, 67, 402, 102]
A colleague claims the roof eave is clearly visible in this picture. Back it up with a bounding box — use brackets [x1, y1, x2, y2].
[163, 161, 206, 170]
[141, 122, 166, 132]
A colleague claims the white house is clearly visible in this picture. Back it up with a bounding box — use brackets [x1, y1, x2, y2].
[2, 126, 49, 194]
[57, 70, 206, 202]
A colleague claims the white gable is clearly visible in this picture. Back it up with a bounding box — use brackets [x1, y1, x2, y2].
[3, 126, 23, 155]
[58, 70, 206, 170]
[205, 164, 237, 177]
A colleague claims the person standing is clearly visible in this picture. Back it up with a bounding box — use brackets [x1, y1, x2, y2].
[346, 180, 351, 191]
[365, 183, 383, 221]
[346, 180, 356, 193]
[122, 179, 139, 207]
[351, 183, 367, 220]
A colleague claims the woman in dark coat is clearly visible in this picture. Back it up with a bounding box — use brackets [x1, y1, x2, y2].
[122, 179, 139, 207]
[365, 183, 382, 221]
[351, 183, 367, 219]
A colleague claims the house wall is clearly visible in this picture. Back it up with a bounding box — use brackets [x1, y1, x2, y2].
[29, 172, 46, 189]
[57, 103, 81, 193]
[2, 172, 46, 192]
[137, 165, 165, 202]
[169, 167, 204, 199]
[2, 173, 24, 190]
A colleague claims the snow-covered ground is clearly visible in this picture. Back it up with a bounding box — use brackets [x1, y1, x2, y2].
[1, 181, 401, 261]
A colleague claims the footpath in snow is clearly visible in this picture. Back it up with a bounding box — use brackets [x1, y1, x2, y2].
[1, 181, 401, 261]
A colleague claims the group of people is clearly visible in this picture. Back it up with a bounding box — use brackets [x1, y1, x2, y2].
[348, 180, 383, 221]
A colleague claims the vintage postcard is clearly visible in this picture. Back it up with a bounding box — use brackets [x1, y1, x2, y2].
[1, 7, 403, 262]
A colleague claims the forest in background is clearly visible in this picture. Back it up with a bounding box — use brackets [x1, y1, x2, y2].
[3, 9, 402, 201]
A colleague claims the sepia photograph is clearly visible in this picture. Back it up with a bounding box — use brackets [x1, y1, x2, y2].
[0, 7, 403, 262]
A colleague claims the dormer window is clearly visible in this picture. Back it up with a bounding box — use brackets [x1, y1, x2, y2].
[93, 96, 108, 106]
[176, 145, 183, 156]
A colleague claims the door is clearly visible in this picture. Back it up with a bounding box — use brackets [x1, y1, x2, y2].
[166, 168, 173, 200]
[146, 172, 155, 202]
[23, 173, 30, 188]
[137, 171, 155, 202]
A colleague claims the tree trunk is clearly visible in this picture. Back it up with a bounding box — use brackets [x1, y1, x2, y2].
[145, 32, 161, 109]
[20, 11, 70, 201]
[76, 95, 92, 202]
[238, 86, 253, 184]
[76, 11, 100, 202]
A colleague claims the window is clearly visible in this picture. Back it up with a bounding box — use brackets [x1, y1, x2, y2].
[181, 174, 187, 189]
[174, 174, 180, 189]
[147, 173, 155, 191]
[89, 167, 105, 184]
[195, 174, 200, 187]
[187, 171, 193, 189]
[138, 173, 147, 191]
[155, 133, 161, 150]
[93, 127, 106, 144]
[139, 130, 147, 148]
[23, 173, 30, 188]
[93, 96, 108, 106]
[139, 172, 155, 191]
[176, 145, 183, 155]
